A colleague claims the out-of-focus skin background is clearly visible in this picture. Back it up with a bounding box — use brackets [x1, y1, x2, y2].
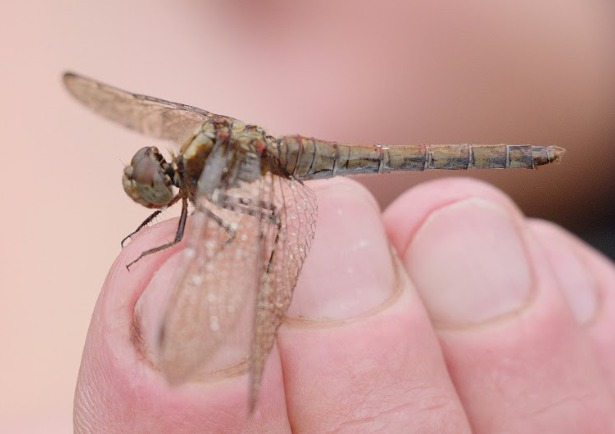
[1, 1, 613, 431]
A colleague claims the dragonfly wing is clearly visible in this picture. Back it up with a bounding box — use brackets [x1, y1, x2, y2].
[249, 174, 317, 407]
[158, 201, 263, 384]
[157, 154, 317, 405]
[63, 72, 229, 142]
[157, 143, 271, 384]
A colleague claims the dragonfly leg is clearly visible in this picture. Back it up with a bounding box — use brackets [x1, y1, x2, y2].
[121, 194, 183, 248]
[218, 194, 278, 225]
[205, 194, 279, 256]
[125, 196, 189, 270]
[202, 207, 239, 251]
[263, 215, 281, 273]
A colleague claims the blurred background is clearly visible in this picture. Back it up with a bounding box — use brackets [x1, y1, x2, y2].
[1, 0, 613, 431]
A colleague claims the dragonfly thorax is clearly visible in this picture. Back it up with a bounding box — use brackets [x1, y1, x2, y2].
[176, 118, 272, 202]
[122, 146, 176, 209]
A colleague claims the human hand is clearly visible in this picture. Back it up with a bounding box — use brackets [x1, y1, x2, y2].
[74, 178, 615, 433]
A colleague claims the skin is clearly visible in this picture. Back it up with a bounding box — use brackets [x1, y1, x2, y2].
[74, 177, 615, 433]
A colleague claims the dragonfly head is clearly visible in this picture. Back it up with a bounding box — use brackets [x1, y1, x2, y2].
[123, 147, 175, 209]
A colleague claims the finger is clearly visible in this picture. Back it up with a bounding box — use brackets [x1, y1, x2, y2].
[529, 219, 615, 389]
[74, 218, 290, 433]
[278, 178, 471, 433]
[383, 178, 615, 433]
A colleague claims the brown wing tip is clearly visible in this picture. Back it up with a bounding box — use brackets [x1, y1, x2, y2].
[62, 71, 79, 88]
[62, 71, 88, 98]
[62, 70, 77, 80]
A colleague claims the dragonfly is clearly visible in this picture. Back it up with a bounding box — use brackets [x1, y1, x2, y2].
[63, 72, 564, 409]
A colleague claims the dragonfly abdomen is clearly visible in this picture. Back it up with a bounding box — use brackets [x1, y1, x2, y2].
[275, 136, 564, 180]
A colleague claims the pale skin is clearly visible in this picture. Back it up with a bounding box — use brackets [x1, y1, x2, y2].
[74, 178, 615, 433]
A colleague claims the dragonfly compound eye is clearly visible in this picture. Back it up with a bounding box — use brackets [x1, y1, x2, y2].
[123, 146, 175, 208]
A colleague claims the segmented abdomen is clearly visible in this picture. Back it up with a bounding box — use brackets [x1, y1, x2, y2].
[272, 135, 564, 180]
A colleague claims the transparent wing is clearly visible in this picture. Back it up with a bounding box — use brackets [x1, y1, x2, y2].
[157, 141, 264, 382]
[63, 72, 229, 142]
[157, 148, 317, 402]
[248, 173, 317, 407]
[158, 196, 264, 384]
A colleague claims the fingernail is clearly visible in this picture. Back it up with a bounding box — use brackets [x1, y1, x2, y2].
[406, 198, 532, 327]
[535, 226, 598, 324]
[288, 181, 398, 321]
[554, 251, 598, 325]
[134, 248, 249, 381]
